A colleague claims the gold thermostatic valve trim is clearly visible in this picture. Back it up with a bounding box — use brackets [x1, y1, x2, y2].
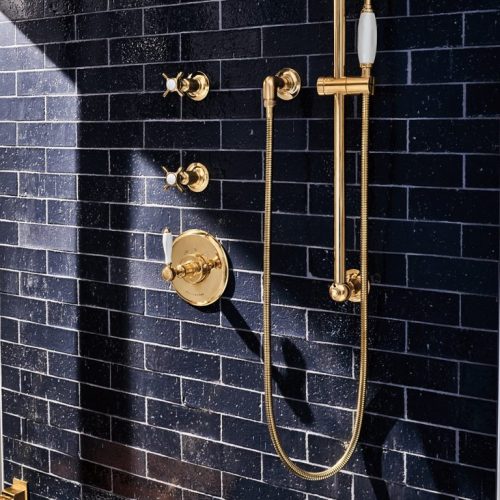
[162, 71, 210, 101]
[1, 478, 28, 500]
[161, 229, 228, 306]
[162, 162, 209, 193]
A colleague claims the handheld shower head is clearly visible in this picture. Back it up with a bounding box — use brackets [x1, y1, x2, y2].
[358, 10, 377, 66]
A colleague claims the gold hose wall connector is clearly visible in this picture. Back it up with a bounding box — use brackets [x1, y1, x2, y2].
[317, 75, 374, 96]
[263, 68, 301, 108]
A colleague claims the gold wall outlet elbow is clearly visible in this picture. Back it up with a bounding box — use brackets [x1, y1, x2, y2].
[262, 68, 301, 108]
[162, 162, 209, 193]
[161, 229, 228, 306]
[162, 71, 210, 101]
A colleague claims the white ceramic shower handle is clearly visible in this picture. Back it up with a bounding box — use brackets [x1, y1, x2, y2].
[358, 12, 377, 65]
[162, 228, 173, 266]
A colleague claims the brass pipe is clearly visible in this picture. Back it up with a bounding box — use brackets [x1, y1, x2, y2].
[333, 92, 345, 288]
[333, 0, 345, 78]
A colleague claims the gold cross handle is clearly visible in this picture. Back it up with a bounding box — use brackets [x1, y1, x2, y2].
[162, 71, 210, 101]
[162, 162, 209, 193]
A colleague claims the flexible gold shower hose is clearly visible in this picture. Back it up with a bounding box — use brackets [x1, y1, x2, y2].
[263, 93, 370, 480]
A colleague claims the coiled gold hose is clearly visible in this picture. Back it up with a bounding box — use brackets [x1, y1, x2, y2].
[262, 94, 370, 480]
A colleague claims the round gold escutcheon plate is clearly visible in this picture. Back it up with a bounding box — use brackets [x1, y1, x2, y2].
[171, 229, 228, 306]
[188, 72, 210, 101]
[186, 162, 209, 192]
[276, 68, 302, 101]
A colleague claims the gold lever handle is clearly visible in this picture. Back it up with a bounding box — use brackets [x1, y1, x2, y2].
[162, 71, 210, 101]
[162, 254, 221, 283]
[161, 228, 220, 283]
[162, 162, 209, 193]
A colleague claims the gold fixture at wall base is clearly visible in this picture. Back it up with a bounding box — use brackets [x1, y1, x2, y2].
[161, 229, 228, 306]
[261, 0, 376, 482]
[1, 479, 28, 500]
[162, 162, 209, 193]
[162, 71, 210, 101]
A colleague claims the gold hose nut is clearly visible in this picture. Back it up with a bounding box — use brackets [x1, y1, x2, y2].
[263, 75, 279, 108]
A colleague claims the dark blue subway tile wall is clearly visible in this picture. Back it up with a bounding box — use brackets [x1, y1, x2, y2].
[0, 0, 497, 499]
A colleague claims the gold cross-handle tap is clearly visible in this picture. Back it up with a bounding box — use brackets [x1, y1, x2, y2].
[162, 162, 210, 193]
[162, 71, 210, 101]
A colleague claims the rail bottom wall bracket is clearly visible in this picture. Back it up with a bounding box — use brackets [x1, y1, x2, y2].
[1, 479, 28, 500]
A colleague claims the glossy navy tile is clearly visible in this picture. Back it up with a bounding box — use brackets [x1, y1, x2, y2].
[406, 454, 495, 499]
[17, 16, 74, 44]
[182, 29, 261, 60]
[45, 40, 108, 68]
[77, 10, 142, 40]
[110, 35, 180, 65]
[147, 400, 220, 440]
[145, 3, 219, 34]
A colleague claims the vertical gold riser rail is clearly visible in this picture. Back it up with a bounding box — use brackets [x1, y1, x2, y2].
[333, 0, 346, 287]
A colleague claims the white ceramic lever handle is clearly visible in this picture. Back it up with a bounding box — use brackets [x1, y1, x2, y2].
[358, 12, 377, 65]
[162, 228, 173, 265]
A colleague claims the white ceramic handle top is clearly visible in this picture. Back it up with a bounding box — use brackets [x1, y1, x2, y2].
[162, 228, 173, 265]
[358, 12, 377, 65]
